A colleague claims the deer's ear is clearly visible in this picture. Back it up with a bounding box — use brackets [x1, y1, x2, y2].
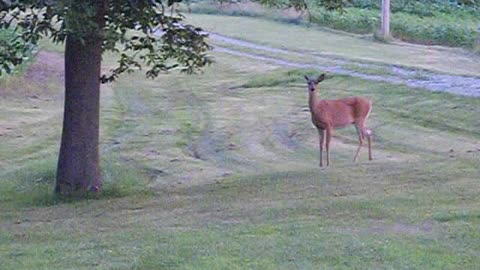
[304, 75, 309, 81]
[317, 73, 326, 83]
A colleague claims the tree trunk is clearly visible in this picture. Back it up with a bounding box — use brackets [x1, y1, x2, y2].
[55, 1, 106, 195]
[381, 0, 390, 38]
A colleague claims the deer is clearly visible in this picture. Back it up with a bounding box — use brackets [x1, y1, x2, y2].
[304, 73, 373, 167]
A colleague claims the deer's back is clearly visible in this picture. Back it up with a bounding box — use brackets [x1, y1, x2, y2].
[312, 97, 371, 129]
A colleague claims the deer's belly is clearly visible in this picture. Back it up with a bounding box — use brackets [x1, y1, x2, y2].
[332, 114, 355, 128]
[333, 120, 354, 129]
[312, 117, 353, 129]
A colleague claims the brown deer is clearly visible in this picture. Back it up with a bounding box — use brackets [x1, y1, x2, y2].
[304, 74, 373, 167]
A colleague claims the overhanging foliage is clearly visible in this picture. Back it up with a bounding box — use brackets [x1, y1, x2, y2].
[0, 0, 212, 80]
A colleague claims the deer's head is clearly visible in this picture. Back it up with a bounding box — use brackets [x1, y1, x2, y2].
[304, 73, 326, 92]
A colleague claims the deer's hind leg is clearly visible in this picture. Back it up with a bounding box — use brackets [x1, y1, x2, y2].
[353, 124, 364, 162]
[365, 128, 373, 160]
[354, 120, 373, 162]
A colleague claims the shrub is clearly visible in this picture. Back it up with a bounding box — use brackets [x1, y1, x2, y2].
[309, 6, 479, 48]
[310, 7, 378, 34]
[391, 12, 478, 47]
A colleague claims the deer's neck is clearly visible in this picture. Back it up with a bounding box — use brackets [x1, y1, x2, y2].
[309, 90, 320, 112]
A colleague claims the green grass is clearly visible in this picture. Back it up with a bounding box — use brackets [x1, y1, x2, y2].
[1, 15, 480, 269]
[434, 210, 480, 222]
[343, 63, 397, 76]
[241, 69, 318, 88]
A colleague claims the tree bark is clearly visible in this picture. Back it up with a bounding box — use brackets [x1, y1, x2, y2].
[381, 0, 390, 38]
[55, 1, 106, 195]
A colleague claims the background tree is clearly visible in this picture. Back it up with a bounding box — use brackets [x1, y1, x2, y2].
[1, 0, 211, 196]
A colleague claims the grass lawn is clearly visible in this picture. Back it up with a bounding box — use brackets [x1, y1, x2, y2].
[1, 15, 480, 270]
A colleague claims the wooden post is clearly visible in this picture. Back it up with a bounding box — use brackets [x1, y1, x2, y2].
[476, 25, 480, 51]
[381, 0, 390, 38]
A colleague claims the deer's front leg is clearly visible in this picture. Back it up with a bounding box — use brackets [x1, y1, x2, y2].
[318, 129, 325, 167]
[326, 127, 333, 166]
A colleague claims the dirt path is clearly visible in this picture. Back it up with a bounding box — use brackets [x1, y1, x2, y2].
[210, 33, 480, 97]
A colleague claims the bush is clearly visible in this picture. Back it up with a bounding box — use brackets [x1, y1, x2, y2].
[310, 8, 378, 34]
[391, 12, 478, 47]
[350, 0, 480, 15]
[309, 6, 479, 48]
